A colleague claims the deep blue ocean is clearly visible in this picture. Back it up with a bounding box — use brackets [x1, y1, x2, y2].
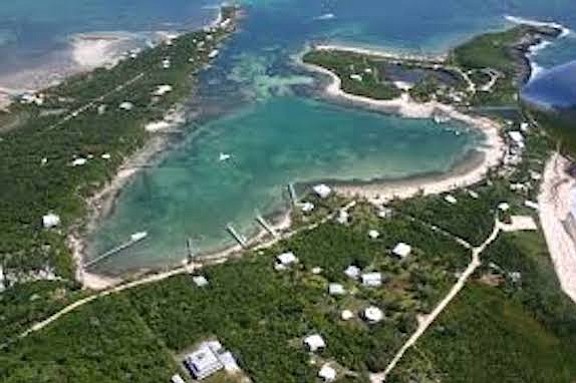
[2, 0, 574, 272]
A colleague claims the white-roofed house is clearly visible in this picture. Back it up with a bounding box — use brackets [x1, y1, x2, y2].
[328, 283, 345, 296]
[508, 131, 525, 148]
[119, 101, 134, 110]
[368, 229, 380, 239]
[313, 184, 332, 199]
[444, 194, 458, 204]
[363, 306, 384, 323]
[304, 334, 326, 352]
[344, 265, 361, 280]
[153, 84, 173, 96]
[276, 251, 298, 267]
[393, 242, 412, 259]
[341, 310, 354, 321]
[184, 343, 223, 380]
[361, 272, 382, 287]
[318, 364, 337, 382]
[42, 213, 61, 229]
[193, 275, 209, 287]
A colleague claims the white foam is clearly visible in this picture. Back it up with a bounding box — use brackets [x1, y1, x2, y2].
[504, 15, 572, 38]
[314, 13, 336, 21]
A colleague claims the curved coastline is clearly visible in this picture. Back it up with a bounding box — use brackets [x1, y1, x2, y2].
[298, 49, 505, 203]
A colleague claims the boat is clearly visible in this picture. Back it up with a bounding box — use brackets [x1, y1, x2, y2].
[219, 152, 232, 162]
[130, 231, 148, 242]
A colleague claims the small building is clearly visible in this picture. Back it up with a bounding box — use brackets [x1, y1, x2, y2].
[42, 213, 61, 229]
[368, 229, 380, 239]
[193, 275, 209, 287]
[349, 74, 362, 81]
[301, 202, 315, 213]
[498, 202, 510, 211]
[311, 267, 323, 275]
[341, 310, 354, 321]
[153, 84, 173, 96]
[184, 343, 223, 380]
[361, 272, 382, 287]
[524, 200, 539, 210]
[208, 49, 219, 59]
[170, 374, 186, 383]
[318, 364, 337, 382]
[71, 157, 88, 167]
[444, 194, 457, 204]
[393, 242, 412, 259]
[336, 209, 349, 224]
[276, 251, 298, 267]
[328, 283, 345, 296]
[313, 184, 332, 199]
[119, 101, 134, 110]
[101, 153, 111, 160]
[162, 58, 171, 69]
[468, 190, 479, 199]
[363, 306, 384, 323]
[508, 131, 525, 148]
[304, 334, 326, 352]
[344, 265, 361, 280]
[377, 207, 393, 219]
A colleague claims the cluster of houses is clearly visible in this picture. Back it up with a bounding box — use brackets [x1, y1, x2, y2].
[172, 340, 240, 382]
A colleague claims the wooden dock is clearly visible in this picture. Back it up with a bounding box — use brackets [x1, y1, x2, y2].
[84, 233, 148, 269]
[226, 224, 248, 248]
[256, 214, 279, 238]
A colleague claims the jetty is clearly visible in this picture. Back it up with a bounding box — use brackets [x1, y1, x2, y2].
[226, 224, 248, 248]
[256, 214, 279, 238]
[84, 232, 148, 269]
[288, 183, 298, 206]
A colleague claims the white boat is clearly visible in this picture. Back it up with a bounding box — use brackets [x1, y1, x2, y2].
[130, 231, 148, 242]
[219, 152, 231, 162]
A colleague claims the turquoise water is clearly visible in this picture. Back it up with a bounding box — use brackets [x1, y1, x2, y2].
[88, 97, 480, 273]
[2, 0, 576, 272]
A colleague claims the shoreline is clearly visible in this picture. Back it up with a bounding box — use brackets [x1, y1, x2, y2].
[299, 53, 505, 202]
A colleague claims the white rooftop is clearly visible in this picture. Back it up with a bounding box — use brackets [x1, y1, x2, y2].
[368, 229, 380, 239]
[311, 267, 323, 275]
[171, 374, 186, 383]
[393, 242, 412, 258]
[71, 157, 88, 167]
[318, 364, 337, 382]
[498, 202, 510, 211]
[328, 283, 345, 296]
[508, 130, 524, 143]
[185, 343, 223, 380]
[341, 310, 354, 321]
[153, 84, 173, 96]
[313, 184, 332, 199]
[301, 201, 315, 213]
[42, 213, 61, 229]
[444, 195, 458, 204]
[119, 101, 134, 110]
[361, 272, 382, 287]
[277, 251, 298, 266]
[344, 265, 361, 279]
[363, 306, 384, 323]
[304, 334, 326, 352]
[193, 276, 209, 287]
[336, 210, 349, 224]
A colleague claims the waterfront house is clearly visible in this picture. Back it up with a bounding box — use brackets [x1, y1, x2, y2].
[304, 334, 326, 352]
[393, 242, 412, 259]
[313, 184, 332, 199]
[301, 201, 315, 213]
[361, 272, 382, 287]
[368, 229, 380, 239]
[193, 275, 209, 287]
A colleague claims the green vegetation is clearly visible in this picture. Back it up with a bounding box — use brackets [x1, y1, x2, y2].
[1, 295, 178, 382]
[302, 50, 402, 100]
[388, 232, 576, 383]
[0, 280, 84, 345]
[450, 25, 559, 105]
[0, 7, 238, 279]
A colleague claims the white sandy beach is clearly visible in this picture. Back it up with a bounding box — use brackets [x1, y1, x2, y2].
[300, 54, 505, 203]
[538, 153, 576, 303]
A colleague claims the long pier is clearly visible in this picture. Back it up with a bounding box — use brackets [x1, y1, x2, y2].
[256, 214, 279, 238]
[84, 233, 148, 269]
[288, 183, 297, 206]
[226, 224, 248, 248]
